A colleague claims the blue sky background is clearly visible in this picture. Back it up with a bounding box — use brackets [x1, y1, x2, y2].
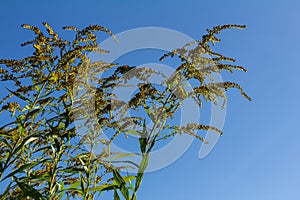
[0, 0, 300, 200]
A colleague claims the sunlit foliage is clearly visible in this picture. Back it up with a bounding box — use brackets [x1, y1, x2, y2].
[0, 23, 250, 200]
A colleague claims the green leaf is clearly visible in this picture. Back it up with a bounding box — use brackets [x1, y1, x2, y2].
[58, 181, 65, 200]
[114, 190, 121, 200]
[80, 173, 86, 195]
[123, 176, 136, 183]
[24, 136, 38, 146]
[139, 119, 147, 154]
[88, 184, 117, 192]
[49, 183, 60, 199]
[124, 130, 142, 137]
[138, 138, 147, 155]
[64, 180, 81, 190]
[111, 153, 137, 161]
[8, 135, 39, 163]
[2, 161, 44, 181]
[17, 114, 26, 121]
[0, 138, 13, 150]
[134, 153, 149, 193]
[0, 132, 11, 137]
[112, 169, 130, 200]
[29, 172, 51, 182]
[14, 176, 44, 200]
[59, 167, 85, 174]
[6, 87, 31, 103]
[3, 134, 38, 169]
[144, 104, 155, 122]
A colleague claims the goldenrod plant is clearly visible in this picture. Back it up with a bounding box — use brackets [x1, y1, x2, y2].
[0, 23, 250, 199]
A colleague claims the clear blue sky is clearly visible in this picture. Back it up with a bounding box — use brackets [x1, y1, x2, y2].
[1, 0, 300, 200]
